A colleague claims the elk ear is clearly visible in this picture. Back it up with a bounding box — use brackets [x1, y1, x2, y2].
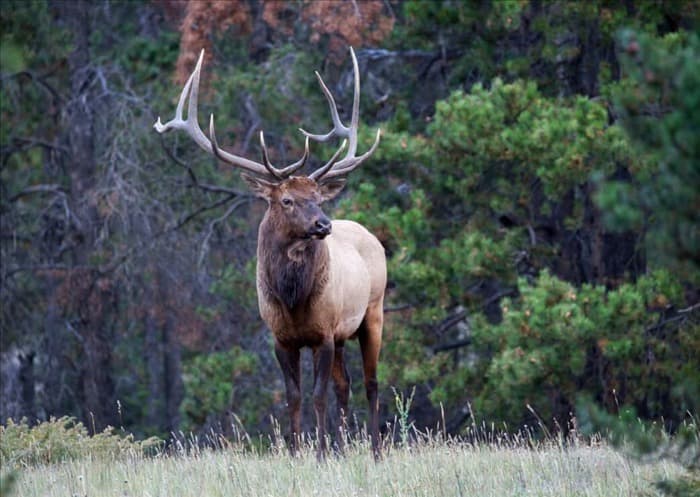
[318, 178, 346, 202]
[242, 174, 275, 200]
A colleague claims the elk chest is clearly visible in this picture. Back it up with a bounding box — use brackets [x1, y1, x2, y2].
[256, 227, 373, 347]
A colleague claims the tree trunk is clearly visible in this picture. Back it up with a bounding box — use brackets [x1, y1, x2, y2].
[144, 267, 183, 434]
[51, 0, 116, 431]
[553, 183, 644, 286]
[144, 275, 163, 431]
[163, 304, 183, 433]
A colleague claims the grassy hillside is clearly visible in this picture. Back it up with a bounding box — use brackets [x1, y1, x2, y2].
[10, 437, 683, 497]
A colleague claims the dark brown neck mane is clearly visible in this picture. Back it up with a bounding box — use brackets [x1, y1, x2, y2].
[258, 221, 329, 311]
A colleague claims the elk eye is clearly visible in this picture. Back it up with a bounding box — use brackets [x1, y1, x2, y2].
[281, 198, 293, 207]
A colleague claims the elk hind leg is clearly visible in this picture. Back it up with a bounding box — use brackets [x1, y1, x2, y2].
[359, 300, 383, 460]
[331, 340, 351, 451]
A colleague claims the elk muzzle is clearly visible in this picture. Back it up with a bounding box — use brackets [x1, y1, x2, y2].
[310, 216, 332, 239]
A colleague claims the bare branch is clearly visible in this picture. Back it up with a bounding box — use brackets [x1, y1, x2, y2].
[383, 303, 413, 313]
[1, 70, 65, 104]
[2, 263, 73, 279]
[678, 302, 700, 314]
[97, 193, 250, 276]
[171, 194, 238, 232]
[159, 135, 249, 197]
[432, 289, 517, 352]
[646, 302, 700, 334]
[9, 184, 67, 202]
[242, 94, 262, 152]
[198, 197, 249, 268]
[10, 137, 68, 153]
[433, 339, 472, 353]
[1, 137, 69, 168]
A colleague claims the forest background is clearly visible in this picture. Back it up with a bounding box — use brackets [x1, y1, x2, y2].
[1, 0, 698, 446]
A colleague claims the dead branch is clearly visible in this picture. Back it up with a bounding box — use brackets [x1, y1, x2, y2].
[1, 70, 65, 104]
[647, 302, 700, 333]
[197, 197, 249, 268]
[8, 183, 67, 202]
[159, 135, 248, 196]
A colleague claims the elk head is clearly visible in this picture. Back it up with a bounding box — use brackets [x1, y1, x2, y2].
[242, 175, 345, 242]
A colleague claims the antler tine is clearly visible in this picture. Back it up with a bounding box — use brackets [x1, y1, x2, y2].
[319, 128, 381, 180]
[300, 73, 350, 142]
[154, 51, 210, 152]
[260, 132, 310, 179]
[301, 47, 380, 181]
[155, 49, 307, 181]
[259, 131, 282, 180]
[347, 45, 361, 158]
[279, 135, 310, 176]
[308, 139, 348, 180]
[299, 48, 359, 153]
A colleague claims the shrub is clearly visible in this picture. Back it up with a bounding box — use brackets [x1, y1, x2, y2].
[0, 416, 161, 468]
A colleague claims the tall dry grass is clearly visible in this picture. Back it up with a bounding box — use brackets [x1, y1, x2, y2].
[9, 428, 684, 497]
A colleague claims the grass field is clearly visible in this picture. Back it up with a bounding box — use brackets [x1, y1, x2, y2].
[9, 435, 683, 497]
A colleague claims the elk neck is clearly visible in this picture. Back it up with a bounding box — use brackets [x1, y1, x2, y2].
[257, 215, 330, 312]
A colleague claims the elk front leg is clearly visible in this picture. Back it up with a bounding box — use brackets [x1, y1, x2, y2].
[312, 339, 334, 460]
[274, 342, 301, 455]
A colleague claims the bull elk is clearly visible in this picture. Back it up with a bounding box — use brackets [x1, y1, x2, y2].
[155, 48, 385, 459]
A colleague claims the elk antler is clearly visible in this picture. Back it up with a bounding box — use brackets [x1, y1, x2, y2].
[303, 47, 381, 181]
[154, 49, 310, 181]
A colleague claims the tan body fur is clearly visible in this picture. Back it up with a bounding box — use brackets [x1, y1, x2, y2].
[257, 220, 386, 347]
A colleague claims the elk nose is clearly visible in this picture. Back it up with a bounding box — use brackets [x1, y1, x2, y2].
[315, 217, 332, 235]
